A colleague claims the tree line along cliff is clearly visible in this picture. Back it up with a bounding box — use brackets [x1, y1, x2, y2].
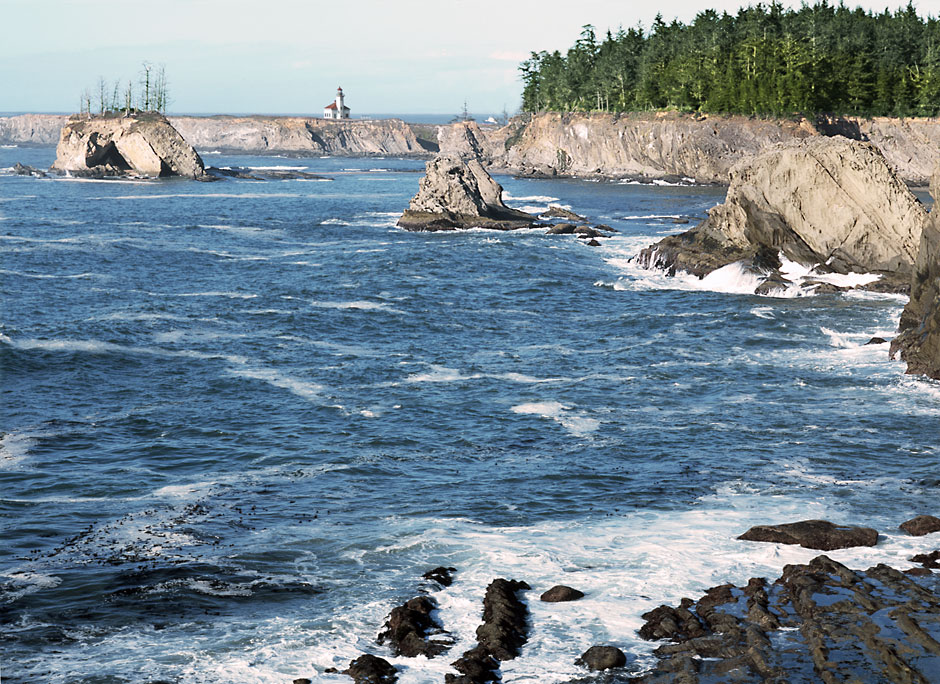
[520, 2, 940, 118]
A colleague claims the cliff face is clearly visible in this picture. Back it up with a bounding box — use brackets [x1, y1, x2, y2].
[891, 168, 940, 378]
[169, 116, 434, 157]
[0, 114, 68, 146]
[52, 113, 205, 178]
[635, 137, 926, 293]
[460, 112, 940, 186]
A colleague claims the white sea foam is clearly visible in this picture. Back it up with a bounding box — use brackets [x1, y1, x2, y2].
[750, 306, 775, 319]
[503, 193, 560, 203]
[90, 192, 301, 200]
[225, 367, 322, 401]
[2, 572, 62, 602]
[0, 269, 100, 279]
[511, 401, 600, 436]
[0, 432, 38, 468]
[310, 300, 404, 314]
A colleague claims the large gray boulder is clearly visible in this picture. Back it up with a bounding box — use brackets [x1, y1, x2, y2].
[891, 167, 940, 378]
[51, 113, 205, 178]
[635, 137, 926, 293]
[738, 519, 879, 551]
[398, 155, 536, 231]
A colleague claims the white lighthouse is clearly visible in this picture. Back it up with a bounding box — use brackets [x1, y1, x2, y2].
[323, 86, 351, 119]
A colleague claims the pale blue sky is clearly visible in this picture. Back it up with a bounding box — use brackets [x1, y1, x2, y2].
[3, 0, 936, 115]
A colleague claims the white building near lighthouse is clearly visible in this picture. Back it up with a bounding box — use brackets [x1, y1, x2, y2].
[323, 87, 351, 119]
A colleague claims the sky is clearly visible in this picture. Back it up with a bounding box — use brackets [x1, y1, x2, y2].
[3, 0, 939, 116]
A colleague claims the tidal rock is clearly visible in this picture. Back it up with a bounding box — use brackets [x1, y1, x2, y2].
[397, 156, 537, 231]
[575, 645, 626, 671]
[865, 336, 888, 345]
[377, 595, 450, 658]
[445, 578, 530, 684]
[635, 137, 926, 294]
[635, 555, 940, 683]
[539, 585, 584, 602]
[293, 679, 312, 684]
[342, 654, 397, 684]
[542, 205, 588, 223]
[911, 550, 940, 568]
[423, 566, 457, 586]
[51, 113, 205, 179]
[891, 166, 940, 379]
[585, 239, 601, 247]
[738, 519, 878, 550]
[11, 162, 47, 177]
[546, 223, 577, 235]
[900, 515, 940, 536]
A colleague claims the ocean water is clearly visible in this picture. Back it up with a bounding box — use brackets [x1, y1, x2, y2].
[2, 148, 939, 684]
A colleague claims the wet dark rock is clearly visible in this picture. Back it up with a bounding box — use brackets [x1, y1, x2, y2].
[586, 238, 601, 247]
[398, 155, 537, 231]
[737, 519, 879, 550]
[12, 162, 47, 177]
[423, 566, 457, 586]
[576, 645, 627, 671]
[342, 654, 397, 684]
[635, 555, 940, 683]
[866, 336, 889, 345]
[378, 595, 450, 658]
[911, 550, 940, 569]
[206, 166, 330, 181]
[639, 598, 707, 641]
[542, 205, 588, 223]
[573, 226, 602, 238]
[446, 578, 530, 683]
[293, 679, 312, 684]
[539, 585, 584, 602]
[900, 514, 940, 536]
[546, 222, 577, 234]
[594, 223, 617, 233]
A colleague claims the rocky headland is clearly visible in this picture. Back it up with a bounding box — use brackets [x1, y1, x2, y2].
[397, 155, 537, 231]
[634, 136, 926, 295]
[891, 166, 940, 379]
[51, 113, 205, 178]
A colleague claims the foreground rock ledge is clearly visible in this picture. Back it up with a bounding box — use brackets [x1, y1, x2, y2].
[635, 136, 926, 294]
[398, 155, 537, 231]
[635, 555, 940, 684]
[51, 112, 205, 179]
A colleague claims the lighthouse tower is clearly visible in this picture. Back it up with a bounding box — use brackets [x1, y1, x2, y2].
[323, 86, 351, 119]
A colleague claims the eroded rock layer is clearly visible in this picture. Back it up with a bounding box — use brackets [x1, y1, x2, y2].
[635, 555, 940, 684]
[634, 137, 926, 293]
[51, 113, 205, 178]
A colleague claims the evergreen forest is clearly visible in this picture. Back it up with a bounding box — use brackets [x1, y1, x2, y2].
[519, 2, 940, 117]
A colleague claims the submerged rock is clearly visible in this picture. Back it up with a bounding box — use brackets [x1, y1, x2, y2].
[635, 137, 926, 294]
[539, 585, 584, 602]
[900, 514, 940, 536]
[398, 156, 537, 231]
[51, 112, 205, 179]
[891, 167, 940, 379]
[738, 519, 878, 550]
[635, 555, 940, 683]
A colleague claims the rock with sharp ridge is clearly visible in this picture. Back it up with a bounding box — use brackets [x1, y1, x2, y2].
[398, 155, 537, 231]
[634, 137, 926, 294]
[51, 112, 205, 178]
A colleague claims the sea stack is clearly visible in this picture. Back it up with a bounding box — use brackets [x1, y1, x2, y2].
[635, 136, 926, 294]
[51, 112, 205, 178]
[891, 165, 940, 379]
[397, 155, 536, 231]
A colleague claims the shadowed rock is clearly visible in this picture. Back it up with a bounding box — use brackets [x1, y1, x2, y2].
[423, 566, 457, 586]
[52, 113, 205, 179]
[342, 654, 397, 684]
[576, 645, 627, 671]
[900, 515, 940, 536]
[892, 166, 940, 379]
[737, 519, 878, 550]
[398, 156, 537, 231]
[377, 595, 451, 658]
[539, 585, 584, 602]
[445, 578, 530, 684]
[634, 137, 925, 294]
[635, 555, 940, 684]
[911, 550, 940, 568]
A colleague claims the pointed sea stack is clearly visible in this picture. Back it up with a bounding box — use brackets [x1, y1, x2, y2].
[398, 155, 537, 231]
[51, 112, 205, 179]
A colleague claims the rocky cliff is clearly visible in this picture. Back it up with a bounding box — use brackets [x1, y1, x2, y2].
[634, 137, 926, 294]
[438, 112, 940, 186]
[891, 168, 940, 378]
[169, 116, 435, 157]
[0, 114, 68, 147]
[52, 113, 205, 178]
[398, 155, 536, 231]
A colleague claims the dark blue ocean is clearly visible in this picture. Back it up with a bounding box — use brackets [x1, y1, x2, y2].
[2, 146, 938, 683]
